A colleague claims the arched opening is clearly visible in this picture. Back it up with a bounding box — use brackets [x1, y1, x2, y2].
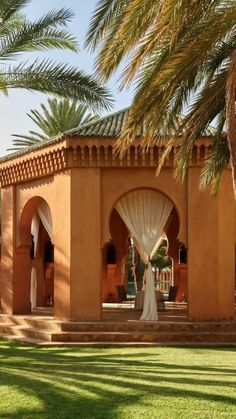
[102, 187, 187, 321]
[18, 196, 54, 315]
[102, 209, 129, 304]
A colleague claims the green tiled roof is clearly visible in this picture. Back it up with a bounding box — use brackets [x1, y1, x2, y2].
[67, 107, 216, 138]
[0, 107, 216, 164]
[67, 108, 129, 137]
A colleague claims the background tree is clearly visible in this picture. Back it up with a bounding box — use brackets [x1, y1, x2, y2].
[87, 0, 236, 195]
[151, 239, 172, 286]
[126, 238, 172, 291]
[0, 0, 111, 109]
[10, 98, 99, 150]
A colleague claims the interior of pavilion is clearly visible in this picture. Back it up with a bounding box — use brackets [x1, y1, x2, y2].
[102, 189, 188, 321]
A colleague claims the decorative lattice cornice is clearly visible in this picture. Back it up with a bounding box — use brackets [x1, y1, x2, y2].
[0, 146, 67, 187]
[0, 137, 213, 188]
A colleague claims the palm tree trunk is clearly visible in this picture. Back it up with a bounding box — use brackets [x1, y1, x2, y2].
[226, 50, 236, 199]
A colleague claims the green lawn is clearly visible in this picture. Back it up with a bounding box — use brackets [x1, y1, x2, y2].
[0, 341, 235, 419]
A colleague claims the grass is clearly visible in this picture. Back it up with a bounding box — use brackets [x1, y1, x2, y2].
[0, 341, 235, 418]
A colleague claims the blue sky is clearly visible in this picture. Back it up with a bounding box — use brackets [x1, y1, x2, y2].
[0, 0, 134, 156]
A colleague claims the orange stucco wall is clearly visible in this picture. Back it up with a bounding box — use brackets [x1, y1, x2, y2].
[188, 168, 235, 320]
[70, 168, 102, 320]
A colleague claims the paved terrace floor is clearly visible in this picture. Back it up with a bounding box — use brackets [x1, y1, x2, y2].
[102, 302, 188, 322]
[30, 303, 188, 322]
[27, 301, 235, 323]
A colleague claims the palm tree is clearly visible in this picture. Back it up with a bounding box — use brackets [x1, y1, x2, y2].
[87, 0, 236, 195]
[0, 0, 111, 110]
[10, 98, 99, 150]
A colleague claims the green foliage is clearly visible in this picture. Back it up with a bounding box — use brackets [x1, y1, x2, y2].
[126, 239, 172, 291]
[0, 0, 112, 109]
[10, 99, 99, 150]
[136, 258, 145, 291]
[87, 0, 236, 192]
[126, 244, 145, 291]
[151, 239, 172, 273]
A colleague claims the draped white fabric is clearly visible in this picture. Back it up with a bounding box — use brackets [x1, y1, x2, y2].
[31, 214, 40, 257]
[30, 267, 37, 309]
[140, 263, 158, 320]
[30, 202, 53, 257]
[29, 203, 52, 311]
[116, 189, 173, 321]
[37, 201, 53, 241]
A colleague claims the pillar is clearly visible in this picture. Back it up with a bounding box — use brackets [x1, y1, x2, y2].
[188, 168, 235, 320]
[44, 169, 102, 321]
[0, 186, 31, 314]
[70, 168, 102, 320]
[0, 186, 15, 313]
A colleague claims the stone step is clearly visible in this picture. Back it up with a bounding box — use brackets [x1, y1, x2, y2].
[15, 327, 53, 341]
[0, 324, 52, 341]
[60, 321, 236, 333]
[1, 332, 235, 347]
[0, 315, 61, 331]
[1, 329, 236, 346]
[50, 330, 236, 343]
[0, 323, 17, 335]
[35, 341, 236, 347]
[0, 314, 235, 346]
[1, 315, 235, 334]
[0, 332, 49, 346]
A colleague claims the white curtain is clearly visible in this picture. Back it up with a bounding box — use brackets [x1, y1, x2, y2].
[30, 201, 53, 256]
[30, 267, 37, 309]
[116, 189, 173, 321]
[31, 214, 40, 257]
[37, 201, 53, 241]
[29, 202, 52, 311]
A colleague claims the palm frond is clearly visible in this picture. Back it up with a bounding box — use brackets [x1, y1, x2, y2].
[8, 132, 46, 151]
[90, 0, 236, 192]
[10, 98, 101, 151]
[0, 1, 112, 113]
[85, 0, 128, 51]
[174, 69, 227, 181]
[200, 137, 229, 195]
[1, 59, 113, 110]
[0, 8, 78, 60]
[0, 0, 28, 22]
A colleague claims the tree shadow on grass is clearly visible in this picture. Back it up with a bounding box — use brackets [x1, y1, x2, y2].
[0, 342, 235, 418]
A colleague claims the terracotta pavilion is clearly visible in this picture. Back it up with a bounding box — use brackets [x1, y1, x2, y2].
[0, 109, 235, 322]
